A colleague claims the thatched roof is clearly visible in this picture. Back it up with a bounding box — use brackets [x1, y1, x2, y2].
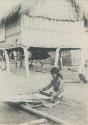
[0, 0, 83, 26]
[20, 0, 81, 22]
[21, 0, 88, 21]
[19, 0, 88, 48]
[27, 0, 80, 21]
[0, 4, 21, 26]
[0, 0, 88, 49]
[0, 0, 38, 26]
[76, 0, 88, 18]
[23, 0, 88, 21]
[0, 0, 88, 26]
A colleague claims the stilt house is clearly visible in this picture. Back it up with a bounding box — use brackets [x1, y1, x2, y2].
[0, 0, 88, 79]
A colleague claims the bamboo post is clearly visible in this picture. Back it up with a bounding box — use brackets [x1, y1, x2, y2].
[23, 47, 29, 80]
[54, 48, 60, 67]
[60, 55, 63, 69]
[79, 49, 85, 74]
[59, 51, 63, 69]
[4, 50, 10, 74]
[80, 49, 84, 72]
[20, 52, 23, 68]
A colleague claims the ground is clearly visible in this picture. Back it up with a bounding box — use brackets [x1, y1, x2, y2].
[0, 102, 37, 124]
[0, 68, 88, 125]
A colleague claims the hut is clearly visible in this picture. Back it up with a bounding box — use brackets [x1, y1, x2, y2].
[0, 0, 88, 80]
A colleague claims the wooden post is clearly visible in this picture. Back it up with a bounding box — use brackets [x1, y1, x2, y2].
[20, 52, 23, 68]
[60, 55, 63, 69]
[59, 51, 63, 69]
[21, 104, 74, 125]
[23, 47, 29, 80]
[79, 49, 85, 73]
[54, 48, 60, 67]
[21, 104, 63, 124]
[4, 50, 10, 74]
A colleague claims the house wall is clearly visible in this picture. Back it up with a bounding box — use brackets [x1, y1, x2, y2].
[61, 50, 81, 68]
[62, 50, 72, 66]
[71, 50, 81, 69]
[21, 15, 85, 48]
[6, 20, 21, 47]
[0, 26, 5, 43]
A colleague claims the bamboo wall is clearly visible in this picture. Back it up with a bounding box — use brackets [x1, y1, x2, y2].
[21, 15, 85, 48]
[0, 26, 5, 42]
[6, 20, 21, 47]
[71, 50, 81, 68]
[62, 50, 72, 66]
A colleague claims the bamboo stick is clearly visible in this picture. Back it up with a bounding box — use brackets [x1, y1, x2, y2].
[4, 50, 10, 74]
[23, 47, 29, 80]
[54, 48, 60, 67]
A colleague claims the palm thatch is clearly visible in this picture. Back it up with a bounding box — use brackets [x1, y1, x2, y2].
[22, 0, 88, 22]
[21, 0, 88, 48]
[24, 0, 80, 22]
[0, 0, 88, 48]
[0, 4, 21, 26]
[0, 0, 88, 26]
[75, 0, 88, 27]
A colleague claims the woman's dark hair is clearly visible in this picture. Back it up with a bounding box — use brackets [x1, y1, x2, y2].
[50, 67, 63, 79]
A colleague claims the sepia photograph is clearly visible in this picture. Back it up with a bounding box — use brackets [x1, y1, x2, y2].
[0, 0, 88, 125]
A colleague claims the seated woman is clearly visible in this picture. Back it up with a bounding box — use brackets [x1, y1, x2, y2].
[39, 67, 64, 103]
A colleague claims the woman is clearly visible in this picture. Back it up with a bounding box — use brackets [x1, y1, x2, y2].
[40, 67, 64, 103]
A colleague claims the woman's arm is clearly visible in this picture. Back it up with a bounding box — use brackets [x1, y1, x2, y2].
[40, 82, 53, 91]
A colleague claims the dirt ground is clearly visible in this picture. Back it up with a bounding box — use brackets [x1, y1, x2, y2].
[0, 102, 37, 124]
[0, 68, 88, 125]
